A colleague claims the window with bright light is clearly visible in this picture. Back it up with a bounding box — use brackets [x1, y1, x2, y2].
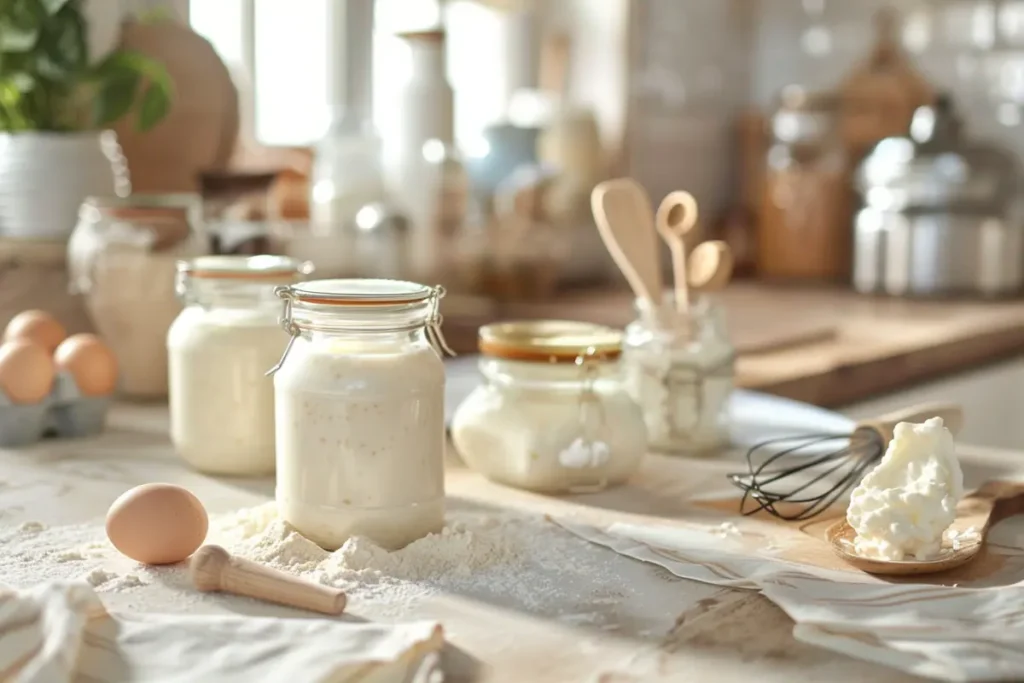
[189, 0, 505, 148]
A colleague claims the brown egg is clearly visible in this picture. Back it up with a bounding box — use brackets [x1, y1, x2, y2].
[54, 334, 119, 396]
[0, 340, 56, 404]
[4, 310, 67, 354]
[106, 483, 208, 565]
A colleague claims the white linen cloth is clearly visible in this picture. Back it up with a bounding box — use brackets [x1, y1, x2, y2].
[556, 519, 1024, 683]
[0, 581, 443, 683]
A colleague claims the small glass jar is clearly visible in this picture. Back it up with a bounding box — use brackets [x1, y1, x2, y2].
[623, 296, 735, 455]
[167, 255, 313, 476]
[450, 321, 647, 493]
[67, 194, 207, 398]
[270, 279, 449, 550]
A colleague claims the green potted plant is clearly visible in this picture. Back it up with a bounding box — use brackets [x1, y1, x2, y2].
[0, 0, 173, 240]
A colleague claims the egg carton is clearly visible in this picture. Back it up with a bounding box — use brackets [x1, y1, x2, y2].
[0, 371, 111, 447]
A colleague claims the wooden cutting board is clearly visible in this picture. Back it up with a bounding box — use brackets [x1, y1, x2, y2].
[472, 288, 839, 356]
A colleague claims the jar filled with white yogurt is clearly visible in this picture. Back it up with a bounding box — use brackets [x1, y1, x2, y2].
[451, 321, 647, 493]
[270, 279, 450, 550]
[168, 255, 313, 475]
[622, 295, 734, 455]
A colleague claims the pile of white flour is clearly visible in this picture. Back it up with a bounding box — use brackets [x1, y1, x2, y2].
[0, 503, 644, 623]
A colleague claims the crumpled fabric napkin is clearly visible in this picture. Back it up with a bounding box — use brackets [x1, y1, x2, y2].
[556, 520, 1024, 682]
[0, 581, 444, 683]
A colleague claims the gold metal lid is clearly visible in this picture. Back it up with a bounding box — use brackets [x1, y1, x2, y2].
[478, 320, 622, 363]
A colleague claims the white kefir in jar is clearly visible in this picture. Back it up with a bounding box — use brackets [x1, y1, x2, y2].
[623, 295, 735, 454]
[451, 321, 647, 493]
[167, 255, 313, 475]
[271, 279, 448, 550]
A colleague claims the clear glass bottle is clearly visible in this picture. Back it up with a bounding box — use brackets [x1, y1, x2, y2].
[269, 279, 450, 550]
[622, 296, 735, 455]
[167, 255, 313, 476]
[450, 321, 647, 493]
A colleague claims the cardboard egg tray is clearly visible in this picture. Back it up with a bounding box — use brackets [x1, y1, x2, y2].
[0, 371, 111, 447]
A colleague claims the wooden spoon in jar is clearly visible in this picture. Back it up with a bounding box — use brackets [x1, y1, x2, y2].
[591, 178, 662, 306]
[655, 191, 699, 312]
[688, 240, 734, 292]
[827, 480, 1024, 576]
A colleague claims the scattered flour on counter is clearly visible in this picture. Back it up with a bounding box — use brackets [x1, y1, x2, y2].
[714, 522, 740, 538]
[85, 568, 117, 586]
[0, 503, 660, 626]
[204, 502, 625, 618]
[55, 550, 85, 562]
[97, 574, 146, 592]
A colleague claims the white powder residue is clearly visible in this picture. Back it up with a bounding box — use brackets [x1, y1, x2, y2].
[56, 550, 85, 563]
[0, 503, 644, 625]
[204, 503, 616, 618]
[714, 522, 740, 538]
[98, 574, 146, 592]
[85, 568, 117, 587]
[945, 526, 981, 552]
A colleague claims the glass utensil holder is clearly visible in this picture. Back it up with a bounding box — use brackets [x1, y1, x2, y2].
[623, 296, 734, 455]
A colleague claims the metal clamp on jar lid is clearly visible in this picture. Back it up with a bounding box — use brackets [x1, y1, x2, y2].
[175, 255, 315, 305]
[268, 278, 454, 375]
[478, 320, 622, 365]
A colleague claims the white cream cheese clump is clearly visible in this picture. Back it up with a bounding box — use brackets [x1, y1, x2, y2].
[846, 417, 963, 561]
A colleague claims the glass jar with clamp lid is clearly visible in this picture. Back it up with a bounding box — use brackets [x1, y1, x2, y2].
[268, 278, 451, 550]
[451, 320, 647, 493]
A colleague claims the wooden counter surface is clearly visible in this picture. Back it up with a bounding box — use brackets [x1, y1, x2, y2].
[443, 284, 1024, 408]
[14, 403, 1018, 682]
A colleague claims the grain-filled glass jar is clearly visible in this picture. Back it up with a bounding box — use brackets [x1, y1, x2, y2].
[451, 321, 647, 493]
[623, 296, 734, 455]
[167, 255, 313, 476]
[67, 194, 206, 398]
[270, 279, 449, 550]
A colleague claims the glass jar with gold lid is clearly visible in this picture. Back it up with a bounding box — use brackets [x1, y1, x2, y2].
[450, 320, 647, 493]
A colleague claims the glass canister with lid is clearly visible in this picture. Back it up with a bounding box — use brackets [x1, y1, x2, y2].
[167, 255, 313, 476]
[66, 193, 207, 398]
[269, 279, 450, 550]
[450, 321, 647, 493]
[622, 295, 734, 455]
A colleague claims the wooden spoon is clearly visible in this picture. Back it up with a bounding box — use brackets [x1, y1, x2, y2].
[591, 178, 662, 305]
[827, 480, 1024, 576]
[688, 240, 734, 292]
[655, 191, 699, 312]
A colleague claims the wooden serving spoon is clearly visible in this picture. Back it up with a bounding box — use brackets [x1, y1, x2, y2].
[591, 178, 662, 305]
[688, 240, 734, 292]
[655, 191, 699, 312]
[827, 480, 1024, 576]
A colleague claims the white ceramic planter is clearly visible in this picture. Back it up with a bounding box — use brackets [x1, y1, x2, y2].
[0, 131, 130, 240]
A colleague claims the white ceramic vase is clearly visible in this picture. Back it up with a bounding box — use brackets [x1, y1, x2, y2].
[0, 131, 130, 241]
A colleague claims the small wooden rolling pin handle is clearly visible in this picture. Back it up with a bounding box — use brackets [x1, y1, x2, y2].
[190, 545, 347, 616]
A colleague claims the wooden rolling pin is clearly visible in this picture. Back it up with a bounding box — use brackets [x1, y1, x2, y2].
[190, 545, 347, 615]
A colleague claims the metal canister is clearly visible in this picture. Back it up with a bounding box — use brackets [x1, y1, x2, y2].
[853, 95, 1024, 297]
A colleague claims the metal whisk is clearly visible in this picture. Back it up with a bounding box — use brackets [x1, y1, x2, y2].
[727, 402, 963, 521]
